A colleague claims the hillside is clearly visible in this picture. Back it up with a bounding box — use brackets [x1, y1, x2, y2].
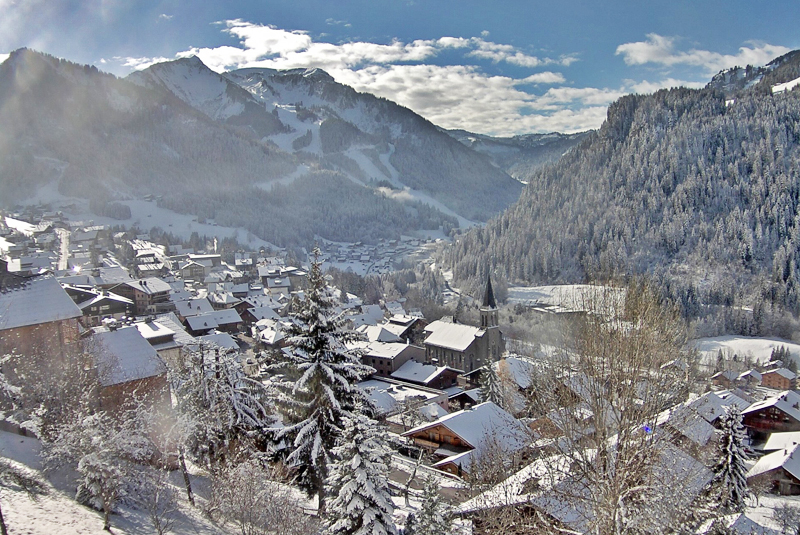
[444, 129, 590, 183]
[132, 59, 522, 222]
[445, 49, 800, 334]
[0, 49, 525, 246]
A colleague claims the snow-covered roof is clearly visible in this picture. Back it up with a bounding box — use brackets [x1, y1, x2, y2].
[391, 359, 454, 385]
[197, 333, 240, 351]
[494, 355, 536, 389]
[247, 306, 280, 321]
[357, 378, 444, 415]
[125, 277, 172, 295]
[403, 401, 527, 452]
[77, 291, 133, 310]
[357, 324, 402, 343]
[686, 391, 729, 424]
[747, 443, 800, 481]
[697, 513, 780, 535]
[92, 327, 166, 387]
[763, 431, 800, 452]
[738, 369, 762, 382]
[743, 391, 800, 424]
[423, 320, 482, 352]
[154, 312, 196, 346]
[186, 314, 219, 331]
[134, 320, 174, 341]
[362, 341, 414, 360]
[0, 276, 82, 331]
[657, 403, 716, 446]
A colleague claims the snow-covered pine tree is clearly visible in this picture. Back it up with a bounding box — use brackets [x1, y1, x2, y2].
[480, 364, 505, 410]
[412, 476, 452, 535]
[714, 405, 750, 512]
[324, 408, 397, 535]
[269, 248, 374, 513]
[172, 344, 272, 469]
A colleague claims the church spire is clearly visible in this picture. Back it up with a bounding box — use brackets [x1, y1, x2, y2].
[482, 273, 497, 309]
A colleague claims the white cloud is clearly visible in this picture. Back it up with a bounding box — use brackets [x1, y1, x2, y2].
[616, 33, 790, 74]
[325, 18, 351, 28]
[0, 53, 9, 64]
[120, 55, 173, 70]
[158, 14, 173, 21]
[117, 20, 606, 135]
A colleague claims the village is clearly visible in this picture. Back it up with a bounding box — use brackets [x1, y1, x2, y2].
[3, 208, 800, 534]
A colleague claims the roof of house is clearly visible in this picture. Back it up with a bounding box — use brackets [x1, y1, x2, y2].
[423, 320, 481, 352]
[0, 276, 82, 331]
[125, 277, 172, 295]
[747, 442, 800, 481]
[696, 513, 780, 535]
[78, 291, 134, 310]
[763, 431, 800, 452]
[763, 368, 796, 381]
[175, 298, 214, 318]
[247, 306, 281, 321]
[197, 333, 240, 351]
[391, 359, 457, 384]
[186, 314, 219, 331]
[362, 342, 415, 360]
[92, 327, 166, 387]
[743, 391, 800, 423]
[403, 401, 527, 452]
[357, 324, 403, 343]
[154, 312, 196, 346]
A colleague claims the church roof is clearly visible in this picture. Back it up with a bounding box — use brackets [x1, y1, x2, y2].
[482, 274, 497, 308]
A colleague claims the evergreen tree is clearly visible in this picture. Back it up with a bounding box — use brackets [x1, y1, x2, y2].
[324, 408, 397, 535]
[480, 364, 506, 411]
[269, 248, 374, 513]
[412, 476, 452, 535]
[714, 405, 750, 512]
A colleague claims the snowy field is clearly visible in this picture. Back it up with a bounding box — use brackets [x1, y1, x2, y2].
[692, 335, 800, 367]
[507, 284, 625, 314]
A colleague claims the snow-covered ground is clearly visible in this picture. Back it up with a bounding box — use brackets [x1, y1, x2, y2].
[692, 335, 800, 367]
[0, 430, 228, 534]
[507, 284, 625, 314]
[773, 76, 800, 94]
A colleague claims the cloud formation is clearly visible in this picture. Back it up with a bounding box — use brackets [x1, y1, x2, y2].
[117, 22, 788, 136]
[616, 33, 790, 75]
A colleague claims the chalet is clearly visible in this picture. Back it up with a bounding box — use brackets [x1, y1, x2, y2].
[134, 320, 182, 368]
[357, 324, 403, 343]
[76, 290, 134, 327]
[115, 278, 173, 316]
[178, 260, 206, 280]
[402, 401, 528, 476]
[185, 309, 242, 336]
[0, 274, 82, 357]
[710, 370, 738, 388]
[390, 359, 460, 389]
[91, 326, 169, 413]
[762, 430, 800, 453]
[174, 298, 214, 320]
[423, 276, 503, 373]
[743, 391, 800, 439]
[737, 370, 763, 388]
[385, 314, 427, 343]
[696, 513, 780, 535]
[357, 342, 423, 378]
[761, 368, 797, 391]
[746, 442, 800, 495]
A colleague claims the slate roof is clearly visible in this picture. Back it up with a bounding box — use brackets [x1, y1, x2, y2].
[747, 442, 800, 481]
[0, 276, 82, 330]
[482, 274, 497, 308]
[391, 359, 456, 384]
[92, 327, 166, 387]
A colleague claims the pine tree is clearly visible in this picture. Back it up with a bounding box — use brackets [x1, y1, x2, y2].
[324, 409, 397, 535]
[172, 344, 272, 469]
[269, 248, 374, 513]
[413, 476, 452, 535]
[714, 405, 750, 512]
[480, 364, 505, 411]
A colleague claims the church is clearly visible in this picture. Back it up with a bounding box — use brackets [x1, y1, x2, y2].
[422, 275, 504, 373]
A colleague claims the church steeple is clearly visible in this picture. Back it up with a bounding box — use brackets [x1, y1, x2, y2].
[482, 274, 497, 309]
[480, 272, 498, 329]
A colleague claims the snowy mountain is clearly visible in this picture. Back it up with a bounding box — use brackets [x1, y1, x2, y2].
[130, 58, 523, 223]
[443, 129, 590, 183]
[706, 49, 800, 95]
[0, 49, 527, 246]
[445, 49, 800, 335]
[128, 56, 286, 137]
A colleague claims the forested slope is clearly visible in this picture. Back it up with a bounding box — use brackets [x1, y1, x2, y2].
[446, 51, 800, 332]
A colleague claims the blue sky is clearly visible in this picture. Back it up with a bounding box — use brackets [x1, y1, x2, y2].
[1, 0, 798, 136]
